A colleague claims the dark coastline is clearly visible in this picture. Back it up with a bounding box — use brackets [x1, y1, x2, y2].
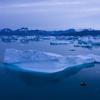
[0, 28, 100, 36]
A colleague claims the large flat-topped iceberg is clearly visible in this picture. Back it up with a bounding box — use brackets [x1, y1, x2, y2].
[4, 49, 96, 73]
[5, 49, 63, 63]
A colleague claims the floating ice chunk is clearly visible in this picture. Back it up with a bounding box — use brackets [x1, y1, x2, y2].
[50, 40, 70, 45]
[4, 49, 95, 73]
[76, 44, 92, 48]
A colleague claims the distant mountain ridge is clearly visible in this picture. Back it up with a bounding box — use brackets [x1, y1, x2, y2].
[0, 28, 100, 36]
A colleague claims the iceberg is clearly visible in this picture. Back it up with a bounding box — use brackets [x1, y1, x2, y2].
[50, 40, 70, 45]
[4, 49, 63, 63]
[4, 49, 95, 74]
[74, 39, 92, 49]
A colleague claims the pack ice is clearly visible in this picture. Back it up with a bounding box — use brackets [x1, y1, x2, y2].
[3, 49, 98, 74]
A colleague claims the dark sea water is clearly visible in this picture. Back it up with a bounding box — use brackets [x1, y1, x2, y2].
[0, 40, 100, 100]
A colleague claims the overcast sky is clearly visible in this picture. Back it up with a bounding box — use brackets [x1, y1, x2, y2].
[0, 0, 100, 30]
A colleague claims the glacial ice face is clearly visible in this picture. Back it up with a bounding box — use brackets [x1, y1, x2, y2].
[4, 49, 96, 73]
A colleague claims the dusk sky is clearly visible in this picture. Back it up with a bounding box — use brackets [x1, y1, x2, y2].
[0, 0, 100, 30]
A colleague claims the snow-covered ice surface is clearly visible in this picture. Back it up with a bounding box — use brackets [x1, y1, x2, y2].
[86, 54, 100, 63]
[4, 49, 99, 74]
[4, 49, 63, 63]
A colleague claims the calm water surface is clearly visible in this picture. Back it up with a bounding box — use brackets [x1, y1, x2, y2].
[0, 40, 100, 100]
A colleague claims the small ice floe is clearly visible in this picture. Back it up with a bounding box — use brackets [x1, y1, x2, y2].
[69, 49, 75, 51]
[74, 39, 92, 49]
[4, 49, 96, 74]
[74, 43, 92, 49]
[50, 40, 70, 45]
[80, 81, 87, 87]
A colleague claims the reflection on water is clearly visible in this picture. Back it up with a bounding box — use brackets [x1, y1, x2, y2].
[3, 61, 95, 86]
[0, 40, 100, 100]
[0, 63, 100, 100]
